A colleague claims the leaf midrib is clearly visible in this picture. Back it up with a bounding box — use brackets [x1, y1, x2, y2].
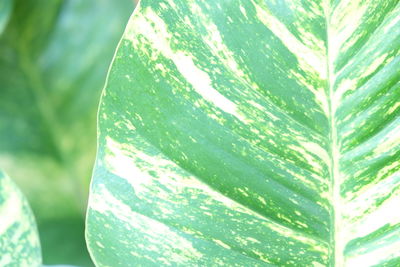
[324, 2, 343, 266]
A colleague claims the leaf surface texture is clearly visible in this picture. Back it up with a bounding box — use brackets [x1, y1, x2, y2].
[87, 0, 400, 266]
[0, 170, 41, 267]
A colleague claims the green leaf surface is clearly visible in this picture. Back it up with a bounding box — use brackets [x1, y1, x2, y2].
[0, 170, 41, 266]
[0, 0, 133, 265]
[0, 0, 12, 34]
[39, 217, 90, 267]
[87, 0, 400, 266]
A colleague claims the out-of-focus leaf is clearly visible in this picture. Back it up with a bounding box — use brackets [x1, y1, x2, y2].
[39, 217, 89, 266]
[0, 0, 12, 34]
[0, 0, 134, 265]
[86, 0, 400, 266]
[0, 170, 41, 266]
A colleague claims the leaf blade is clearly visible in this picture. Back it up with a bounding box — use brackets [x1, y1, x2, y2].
[87, 0, 400, 266]
[0, 170, 41, 267]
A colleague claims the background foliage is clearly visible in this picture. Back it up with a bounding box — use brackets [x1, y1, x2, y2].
[0, 0, 134, 265]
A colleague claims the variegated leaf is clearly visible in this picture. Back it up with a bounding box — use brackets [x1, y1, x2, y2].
[86, 0, 400, 266]
[0, 170, 41, 266]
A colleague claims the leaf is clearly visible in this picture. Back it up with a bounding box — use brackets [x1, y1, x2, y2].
[0, 170, 41, 266]
[39, 218, 90, 266]
[86, 0, 400, 266]
[0, 0, 12, 34]
[0, 0, 133, 265]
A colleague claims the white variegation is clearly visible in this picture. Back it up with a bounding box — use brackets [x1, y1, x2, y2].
[87, 0, 400, 266]
[0, 171, 41, 266]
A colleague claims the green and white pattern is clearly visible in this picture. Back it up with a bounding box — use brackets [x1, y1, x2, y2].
[0, 170, 41, 266]
[86, 0, 400, 266]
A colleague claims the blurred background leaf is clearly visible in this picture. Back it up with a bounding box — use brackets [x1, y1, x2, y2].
[0, 0, 134, 265]
[0, 0, 12, 34]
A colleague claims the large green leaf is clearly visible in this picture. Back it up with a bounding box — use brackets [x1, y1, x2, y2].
[0, 0, 133, 265]
[0, 170, 41, 266]
[86, 0, 400, 266]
